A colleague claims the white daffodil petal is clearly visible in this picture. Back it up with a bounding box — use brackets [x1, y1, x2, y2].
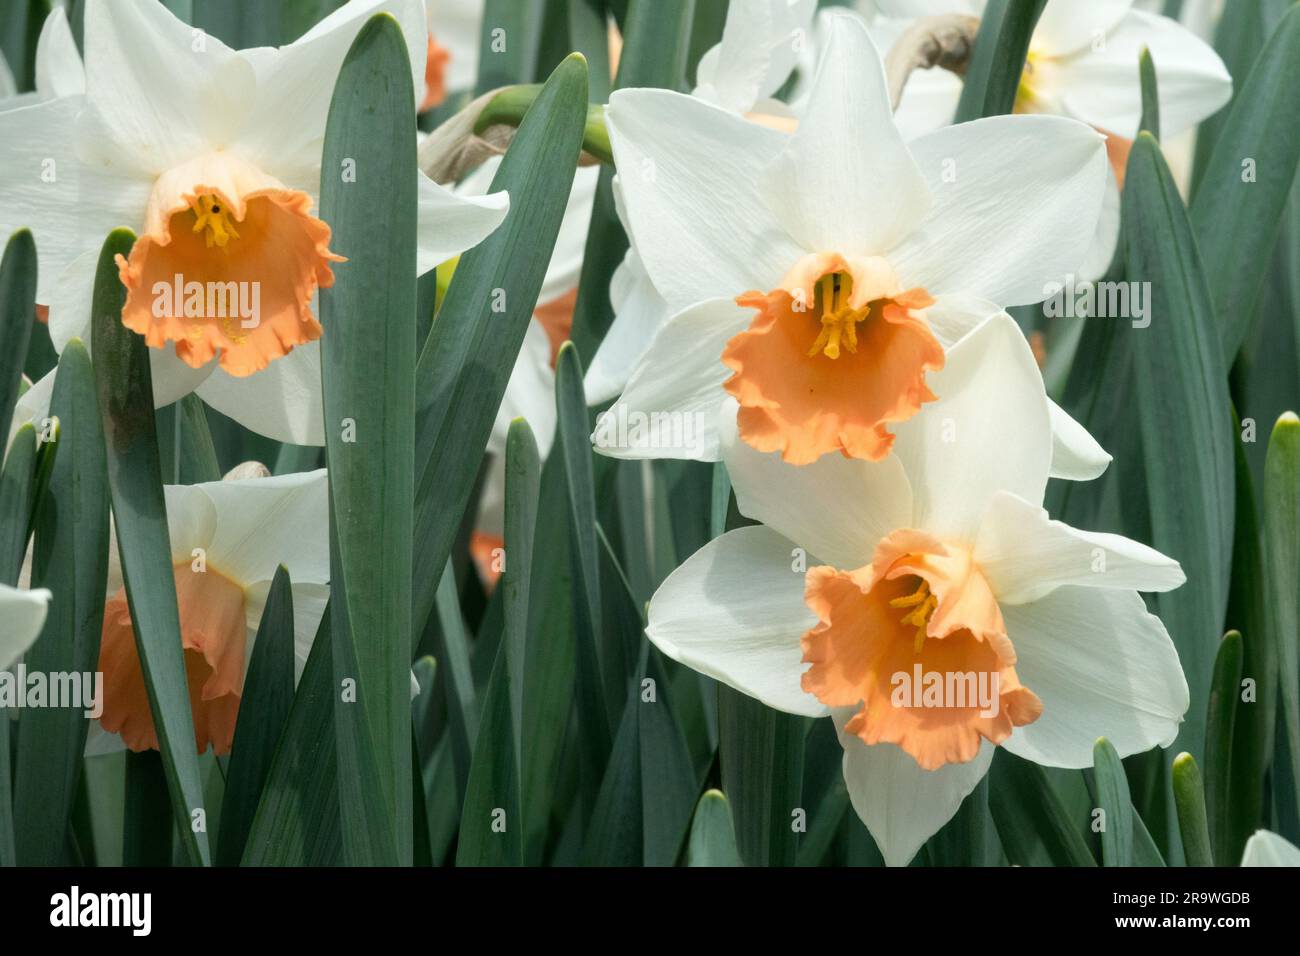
[241, 0, 427, 178]
[34, 6, 85, 99]
[921, 293, 1001, 349]
[0, 96, 152, 304]
[197, 469, 330, 587]
[1001, 586, 1188, 767]
[605, 88, 802, 311]
[975, 491, 1185, 604]
[490, 320, 557, 460]
[767, 12, 930, 256]
[583, 248, 671, 405]
[595, 297, 752, 462]
[646, 525, 826, 717]
[161, 484, 219, 566]
[1241, 830, 1300, 867]
[539, 164, 599, 304]
[1051, 9, 1231, 140]
[1076, 162, 1121, 282]
[6, 368, 55, 456]
[0, 584, 52, 669]
[891, 313, 1053, 542]
[720, 399, 912, 570]
[242, 578, 330, 687]
[692, 0, 774, 114]
[837, 716, 995, 868]
[1047, 397, 1112, 480]
[1031, 0, 1135, 58]
[416, 171, 508, 275]
[892, 114, 1107, 306]
[81, 0, 254, 175]
[196, 340, 325, 446]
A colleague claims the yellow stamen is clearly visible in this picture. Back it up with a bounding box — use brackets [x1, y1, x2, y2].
[890, 579, 937, 653]
[807, 271, 870, 359]
[191, 194, 240, 249]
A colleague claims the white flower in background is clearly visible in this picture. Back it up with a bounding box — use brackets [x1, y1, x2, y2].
[596, 13, 1108, 476]
[645, 314, 1188, 865]
[1240, 831, 1300, 867]
[0, 6, 85, 112]
[874, 0, 1231, 275]
[454, 159, 600, 585]
[0, 0, 508, 446]
[91, 469, 330, 757]
[584, 0, 817, 407]
[0, 583, 52, 670]
[424, 0, 485, 98]
[692, 0, 817, 115]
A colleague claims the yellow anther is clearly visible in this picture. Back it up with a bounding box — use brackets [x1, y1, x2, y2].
[191, 194, 240, 250]
[889, 580, 930, 609]
[891, 579, 937, 654]
[807, 271, 868, 359]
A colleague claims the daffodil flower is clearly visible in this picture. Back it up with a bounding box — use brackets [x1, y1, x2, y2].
[584, 0, 816, 405]
[91, 469, 330, 757]
[645, 314, 1189, 865]
[875, 0, 1231, 274]
[596, 13, 1109, 473]
[0, 583, 52, 671]
[0, 0, 508, 445]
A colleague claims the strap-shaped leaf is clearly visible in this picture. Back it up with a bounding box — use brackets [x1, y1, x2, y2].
[14, 341, 109, 865]
[319, 12, 419, 864]
[92, 228, 210, 867]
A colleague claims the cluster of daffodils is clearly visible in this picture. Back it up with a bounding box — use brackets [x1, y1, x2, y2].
[590, 8, 1211, 865]
[0, 0, 1279, 871]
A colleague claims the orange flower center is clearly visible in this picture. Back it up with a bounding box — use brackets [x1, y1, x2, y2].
[116, 153, 344, 378]
[98, 562, 248, 756]
[800, 529, 1042, 770]
[722, 253, 943, 465]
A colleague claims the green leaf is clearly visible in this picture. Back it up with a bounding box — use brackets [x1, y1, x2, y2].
[91, 228, 209, 868]
[319, 12, 418, 864]
[429, 560, 479, 809]
[718, 686, 805, 866]
[455, 640, 523, 866]
[122, 751, 174, 867]
[554, 343, 613, 746]
[1224, 425, 1272, 864]
[502, 419, 539, 770]
[953, 0, 1047, 122]
[241, 603, 342, 866]
[687, 790, 743, 867]
[0, 0, 44, 92]
[217, 566, 295, 866]
[1172, 752, 1214, 867]
[412, 53, 587, 637]
[0, 230, 37, 439]
[1125, 132, 1236, 758]
[0, 424, 38, 584]
[989, 749, 1097, 867]
[1265, 413, 1300, 821]
[474, 0, 547, 93]
[1093, 738, 1134, 866]
[1204, 630, 1243, 865]
[1137, 46, 1159, 139]
[13, 341, 109, 866]
[1190, 5, 1300, 361]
